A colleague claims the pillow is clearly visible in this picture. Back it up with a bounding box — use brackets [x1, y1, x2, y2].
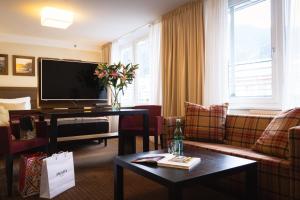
[0, 97, 31, 110]
[0, 102, 26, 110]
[0, 106, 9, 126]
[184, 102, 228, 142]
[253, 108, 300, 158]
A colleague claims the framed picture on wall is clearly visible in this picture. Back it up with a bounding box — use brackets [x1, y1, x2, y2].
[0, 54, 8, 75]
[13, 55, 35, 76]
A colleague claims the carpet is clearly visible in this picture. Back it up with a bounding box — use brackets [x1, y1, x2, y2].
[0, 138, 236, 200]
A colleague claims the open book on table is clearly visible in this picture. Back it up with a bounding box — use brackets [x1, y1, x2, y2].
[132, 153, 201, 170]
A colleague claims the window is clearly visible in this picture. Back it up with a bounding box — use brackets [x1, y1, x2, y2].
[228, 0, 283, 109]
[135, 40, 150, 103]
[118, 37, 151, 106]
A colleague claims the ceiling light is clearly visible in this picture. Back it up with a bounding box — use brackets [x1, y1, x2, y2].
[41, 7, 73, 29]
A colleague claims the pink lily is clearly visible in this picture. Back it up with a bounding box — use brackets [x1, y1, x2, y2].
[111, 71, 118, 79]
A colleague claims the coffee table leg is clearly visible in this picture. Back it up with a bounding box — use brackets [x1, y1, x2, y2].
[245, 164, 257, 200]
[114, 163, 124, 200]
[168, 184, 182, 200]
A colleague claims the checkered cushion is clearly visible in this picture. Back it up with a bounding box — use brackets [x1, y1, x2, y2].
[184, 102, 228, 142]
[225, 115, 273, 148]
[253, 108, 300, 158]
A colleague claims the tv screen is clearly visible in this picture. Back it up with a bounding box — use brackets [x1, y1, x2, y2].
[40, 59, 107, 101]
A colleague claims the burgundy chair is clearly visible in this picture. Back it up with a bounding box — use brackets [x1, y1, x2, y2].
[119, 105, 163, 150]
[0, 110, 48, 196]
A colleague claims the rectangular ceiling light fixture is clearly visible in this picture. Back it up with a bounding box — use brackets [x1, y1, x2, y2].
[41, 7, 74, 29]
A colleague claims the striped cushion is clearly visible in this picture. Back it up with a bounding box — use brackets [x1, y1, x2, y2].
[225, 115, 273, 148]
[184, 102, 228, 142]
[253, 108, 300, 158]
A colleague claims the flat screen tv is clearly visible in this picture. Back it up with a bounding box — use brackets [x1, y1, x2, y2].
[40, 59, 108, 102]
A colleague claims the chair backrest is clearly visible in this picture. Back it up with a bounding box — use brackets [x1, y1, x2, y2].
[119, 105, 161, 129]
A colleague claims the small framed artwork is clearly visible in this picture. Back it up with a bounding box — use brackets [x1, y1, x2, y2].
[13, 55, 35, 76]
[0, 54, 8, 75]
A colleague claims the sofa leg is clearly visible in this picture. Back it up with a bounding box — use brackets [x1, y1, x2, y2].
[154, 135, 159, 150]
[5, 154, 13, 196]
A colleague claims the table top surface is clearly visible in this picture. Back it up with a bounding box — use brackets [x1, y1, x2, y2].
[115, 147, 257, 185]
[37, 108, 149, 117]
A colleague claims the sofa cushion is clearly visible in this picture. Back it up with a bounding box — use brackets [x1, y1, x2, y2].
[225, 115, 273, 148]
[184, 140, 288, 164]
[184, 140, 291, 200]
[184, 102, 228, 142]
[253, 108, 300, 158]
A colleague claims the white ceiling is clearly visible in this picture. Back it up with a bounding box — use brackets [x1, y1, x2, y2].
[0, 0, 190, 51]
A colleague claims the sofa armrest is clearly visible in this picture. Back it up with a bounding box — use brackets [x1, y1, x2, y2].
[35, 121, 48, 138]
[0, 126, 11, 154]
[288, 126, 300, 199]
[161, 116, 185, 147]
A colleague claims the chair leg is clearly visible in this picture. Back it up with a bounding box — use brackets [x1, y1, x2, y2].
[5, 154, 13, 196]
[104, 139, 107, 147]
[160, 135, 164, 149]
[154, 135, 159, 150]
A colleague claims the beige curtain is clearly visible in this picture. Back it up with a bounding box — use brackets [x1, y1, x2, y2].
[162, 0, 205, 117]
[100, 42, 112, 63]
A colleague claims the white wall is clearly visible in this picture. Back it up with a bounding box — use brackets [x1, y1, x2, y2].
[0, 41, 100, 87]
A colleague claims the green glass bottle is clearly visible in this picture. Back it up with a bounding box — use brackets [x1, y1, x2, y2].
[173, 118, 183, 155]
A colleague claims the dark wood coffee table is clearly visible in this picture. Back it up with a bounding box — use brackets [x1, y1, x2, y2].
[114, 148, 257, 200]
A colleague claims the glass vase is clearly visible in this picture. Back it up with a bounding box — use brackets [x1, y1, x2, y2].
[110, 86, 121, 111]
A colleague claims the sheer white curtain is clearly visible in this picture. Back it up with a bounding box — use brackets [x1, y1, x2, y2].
[110, 40, 120, 65]
[283, 0, 300, 109]
[108, 26, 163, 131]
[148, 22, 162, 105]
[110, 24, 162, 106]
[109, 40, 120, 132]
[203, 0, 229, 106]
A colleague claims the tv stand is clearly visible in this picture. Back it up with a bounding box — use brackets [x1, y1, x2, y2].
[41, 108, 150, 155]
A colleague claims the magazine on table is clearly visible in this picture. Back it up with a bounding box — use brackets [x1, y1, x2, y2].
[132, 153, 201, 170]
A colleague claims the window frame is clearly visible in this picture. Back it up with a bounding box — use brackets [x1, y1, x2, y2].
[228, 0, 283, 110]
[118, 35, 150, 106]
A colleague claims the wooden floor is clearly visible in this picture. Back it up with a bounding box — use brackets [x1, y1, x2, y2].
[0, 138, 236, 200]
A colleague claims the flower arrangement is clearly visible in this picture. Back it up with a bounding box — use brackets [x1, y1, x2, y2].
[94, 62, 139, 110]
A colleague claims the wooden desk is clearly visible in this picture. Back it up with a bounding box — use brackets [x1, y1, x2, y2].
[40, 108, 149, 155]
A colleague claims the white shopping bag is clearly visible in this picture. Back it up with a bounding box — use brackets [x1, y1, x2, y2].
[40, 152, 75, 199]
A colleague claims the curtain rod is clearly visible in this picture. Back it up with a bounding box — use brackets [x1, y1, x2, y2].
[113, 18, 162, 42]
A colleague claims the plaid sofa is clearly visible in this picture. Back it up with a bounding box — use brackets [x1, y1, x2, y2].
[162, 114, 300, 200]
